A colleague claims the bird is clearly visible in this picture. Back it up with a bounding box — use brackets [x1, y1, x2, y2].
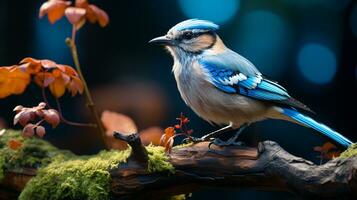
[149, 19, 352, 148]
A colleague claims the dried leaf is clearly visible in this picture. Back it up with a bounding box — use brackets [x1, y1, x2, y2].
[67, 76, 84, 96]
[40, 59, 57, 69]
[86, 5, 109, 27]
[139, 127, 164, 146]
[165, 136, 174, 153]
[22, 124, 35, 137]
[160, 127, 175, 147]
[65, 7, 86, 29]
[8, 139, 23, 150]
[101, 110, 138, 150]
[13, 105, 24, 113]
[39, 0, 71, 24]
[35, 126, 46, 138]
[0, 66, 31, 98]
[314, 142, 337, 154]
[75, 0, 88, 8]
[43, 109, 60, 128]
[314, 142, 341, 161]
[14, 110, 36, 126]
[49, 77, 66, 98]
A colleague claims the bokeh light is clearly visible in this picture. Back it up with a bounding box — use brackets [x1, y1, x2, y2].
[350, 5, 357, 38]
[178, 0, 239, 24]
[297, 43, 337, 84]
[234, 10, 292, 78]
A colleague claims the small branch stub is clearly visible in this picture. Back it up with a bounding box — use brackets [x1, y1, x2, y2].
[113, 131, 149, 168]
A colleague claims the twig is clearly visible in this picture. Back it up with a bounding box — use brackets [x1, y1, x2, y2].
[55, 98, 97, 128]
[65, 27, 108, 148]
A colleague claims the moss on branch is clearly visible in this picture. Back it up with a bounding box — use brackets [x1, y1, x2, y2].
[0, 130, 174, 200]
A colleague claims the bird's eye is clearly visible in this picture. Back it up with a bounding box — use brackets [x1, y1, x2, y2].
[182, 31, 194, 40]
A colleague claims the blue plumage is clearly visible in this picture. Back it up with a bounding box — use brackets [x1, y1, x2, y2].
[170, 19, 219, 32]
[281, 108, 352, 147]
[200, 58, 292, 102]
[151, 19, 353, 148]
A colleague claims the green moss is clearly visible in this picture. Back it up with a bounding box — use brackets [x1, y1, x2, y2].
[339, 143, 357, 158]
[169, 194, 187, 200]
[0, 129, 73, 181]
[147, 145, 175, 173]
[19, 150, 131, 200]
[0, 130, 174, 200]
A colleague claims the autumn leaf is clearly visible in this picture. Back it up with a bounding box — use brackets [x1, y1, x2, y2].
[0, 66, 31, 98]
[13, 102, 61, 138]
[49, 77, 66, 98]
[42, 109, 60, 128]
[65, 7, 87, 29]
[40, 0, 109, 29]
[139, 126, 164, 146]
[101, 110, 138, 150]
[67, 76, 84, 96]
[39, 0, 72, 24]
[314, 142, 341, 160]
[86, 5, 109, 27]
[23, 123, 35, 137]
[19, 57, 84, 98]
[160, 127, 175, 146]
[35, 126, 46, 138]
[8, 139, 23, 150]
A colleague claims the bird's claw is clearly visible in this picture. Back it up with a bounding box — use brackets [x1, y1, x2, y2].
[182, 137, 204, 144]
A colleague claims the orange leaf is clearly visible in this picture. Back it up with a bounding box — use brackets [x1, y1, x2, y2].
[161, 127, 175, 147]
[35, 126, 46, 138]
[165, 136, 174, 153]
[34, 72, 55, 87]
[101, 110, 138, 150]
[43, 109, 60, 128]
[139, 127, 164, 146]
[323, 151, 341, 160]
[39, 0, 71, 24]
[0, 66, 31, 98]
[8, 139, 23, 150]
[65, 7, 87, 29]
[40, 59, 58, 69]
[49, 77, 66, 98]
[314, 142, 337, 154]
[67, 76, 84, 96]
[75, 0, 89, 8]
[87, 5, 109, 27]
[23, 123, 35, 137]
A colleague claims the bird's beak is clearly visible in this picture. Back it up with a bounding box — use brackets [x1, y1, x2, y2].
[149, 35, 175, 46]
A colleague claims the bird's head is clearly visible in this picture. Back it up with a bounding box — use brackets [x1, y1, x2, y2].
[150, 19, 223, 57]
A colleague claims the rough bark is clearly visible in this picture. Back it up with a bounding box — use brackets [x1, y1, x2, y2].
[1, 133, 357, 200]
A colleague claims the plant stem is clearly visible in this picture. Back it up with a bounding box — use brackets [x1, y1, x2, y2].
[55, 98, 97, 128]
[65, 31, 108, 148]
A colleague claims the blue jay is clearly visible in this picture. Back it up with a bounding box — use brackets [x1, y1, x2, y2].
[150, 19, 352, 148]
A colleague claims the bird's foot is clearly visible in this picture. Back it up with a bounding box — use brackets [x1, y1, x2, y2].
[208, 137, 245, 149]
[182, 136, 205, 144]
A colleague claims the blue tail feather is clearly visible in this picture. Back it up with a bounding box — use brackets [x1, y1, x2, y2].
[281, 108, 352, 148]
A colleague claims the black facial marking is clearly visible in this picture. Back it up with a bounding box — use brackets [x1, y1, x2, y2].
[182, 31, 194, 40]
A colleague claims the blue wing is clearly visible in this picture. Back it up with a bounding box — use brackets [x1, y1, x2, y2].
[199, 54, 312, 112]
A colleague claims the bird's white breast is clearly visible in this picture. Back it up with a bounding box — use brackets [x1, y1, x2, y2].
[172, 59, 275, 128]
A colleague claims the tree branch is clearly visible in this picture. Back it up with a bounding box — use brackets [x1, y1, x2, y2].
[2, 138, 357, 199]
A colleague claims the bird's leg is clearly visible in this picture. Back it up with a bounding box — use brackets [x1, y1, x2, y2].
[209, 123, 248, 148]
[182, 122, 234, 144]
[201, 122, 234, 141]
